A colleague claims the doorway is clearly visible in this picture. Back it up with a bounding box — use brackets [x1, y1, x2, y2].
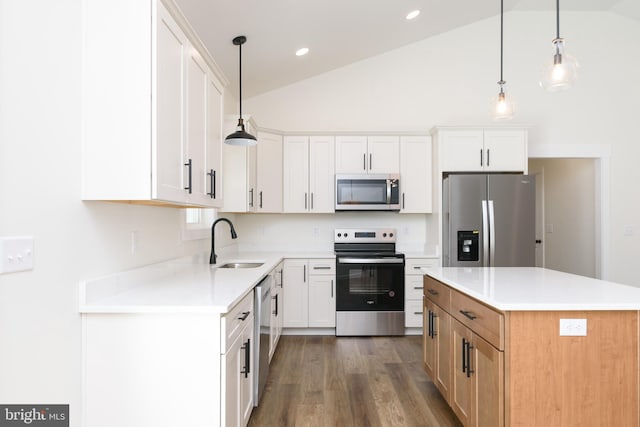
[528, 144, 610, 279]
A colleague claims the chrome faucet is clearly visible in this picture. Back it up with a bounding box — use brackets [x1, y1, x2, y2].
[210, 218, 238, 265]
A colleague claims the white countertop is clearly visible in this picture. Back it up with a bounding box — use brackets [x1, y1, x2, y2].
[422, 267, 640, 311]
[80, 251, 334, 314]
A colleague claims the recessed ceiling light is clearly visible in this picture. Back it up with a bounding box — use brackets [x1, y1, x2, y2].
[296, 47, 309, 56]
[406, 10, 420, 20]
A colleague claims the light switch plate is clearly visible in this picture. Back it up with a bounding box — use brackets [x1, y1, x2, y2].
[0, 237, 34, 274]
[559, 318, 587, 336]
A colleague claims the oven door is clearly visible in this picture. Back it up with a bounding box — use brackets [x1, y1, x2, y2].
[335, 256, 404, 311]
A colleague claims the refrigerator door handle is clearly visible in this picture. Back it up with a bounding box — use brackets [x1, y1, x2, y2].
[482, 200, 489, 266]
[488, 200, 496, 267]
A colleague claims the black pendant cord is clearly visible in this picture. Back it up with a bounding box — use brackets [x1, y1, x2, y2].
[498, 0, 505, 90]
[238, 41, 243, 118]
[556, 0, 560, 39]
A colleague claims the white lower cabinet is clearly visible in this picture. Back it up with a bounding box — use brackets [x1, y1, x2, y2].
[405, 258, 440, 328]
[221, 291, 254, 427]
[283, 259, 335, 328]
[269, 262, 284, 361]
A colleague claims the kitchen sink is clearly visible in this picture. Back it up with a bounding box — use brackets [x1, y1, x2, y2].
[218, 262, 264, 269]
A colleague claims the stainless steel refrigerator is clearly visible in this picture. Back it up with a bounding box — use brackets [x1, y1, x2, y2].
[443, 174, 536, 267]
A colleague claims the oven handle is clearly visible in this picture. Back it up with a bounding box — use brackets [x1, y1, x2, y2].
[338, 258, 404, 264]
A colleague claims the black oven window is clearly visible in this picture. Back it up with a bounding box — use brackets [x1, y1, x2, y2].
[347, 266, 395, 294]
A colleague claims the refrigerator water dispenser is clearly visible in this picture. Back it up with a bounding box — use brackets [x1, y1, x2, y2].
[457, 231, 479, 261]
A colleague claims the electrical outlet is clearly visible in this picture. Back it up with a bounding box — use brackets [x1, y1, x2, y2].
[0, 237, 34, 274]
[559, 318, 587, 336]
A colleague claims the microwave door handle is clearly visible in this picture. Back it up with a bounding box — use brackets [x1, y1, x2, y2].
[387, 180, 391, 204]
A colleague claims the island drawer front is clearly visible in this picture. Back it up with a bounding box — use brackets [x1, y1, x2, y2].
[309, 259, 336, 275]
[406, 258, 439, 275]
[423, 276, 451, 312]
[221, 291, 254, 353]
[451, 289, 504, 350]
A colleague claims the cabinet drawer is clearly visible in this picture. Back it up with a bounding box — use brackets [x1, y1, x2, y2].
[309, 259, 335, 275]
[406, 275, 425, 299]
[451, 289, 504, 350]
[221, 291, 254, 353]
[405, 299, 424, 328]
[406, 258, 439, 275]
[423, 276, 451, 312]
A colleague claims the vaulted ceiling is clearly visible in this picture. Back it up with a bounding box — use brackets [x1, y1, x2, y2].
[175, 0, 640, 98]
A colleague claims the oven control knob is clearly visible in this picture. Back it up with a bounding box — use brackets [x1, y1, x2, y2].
[390, 233, 394, 238]
[344, 233, 348, 238]
[337, 233, 342, 237]
[383, 233, 387, 237]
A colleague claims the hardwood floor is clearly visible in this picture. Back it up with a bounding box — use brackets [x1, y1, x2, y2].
[249, 335, 462, 427]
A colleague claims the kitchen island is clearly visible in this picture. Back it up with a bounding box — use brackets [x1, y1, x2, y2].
[422, 267, 640, 427]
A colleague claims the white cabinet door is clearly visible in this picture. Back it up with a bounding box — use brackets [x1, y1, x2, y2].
[367, 136, 400, 174]
[269, 263, 284, 361]
[400, 136, 432, 213]
[335, 136, 368, 173]
[309, 136, 335, 213]
[239, 320, 254, 426]
[154, 5, 187, 203]
[185, 48, 209, 206]
[283, 259, 308, 327]
[439, 130, 485, 172]
[223, 333, 241, 427]
[247, 143, 258, 212]
[283, 136, 310, 213]
[205, 71, 224, 207]
[256, 132, 283, 213]
[483, 129, 527, 172]
[308, 275, 335, 327]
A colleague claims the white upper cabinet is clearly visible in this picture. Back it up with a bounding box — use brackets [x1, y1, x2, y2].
[283, 136, 335, 213]
[256, 131, 283, 213]
[206, 68, 224, 207]
[437, 128, 527, 173]
[335, 136, 399, 174]
[82, 0, 226, 208]
[400, 136, 432, 213]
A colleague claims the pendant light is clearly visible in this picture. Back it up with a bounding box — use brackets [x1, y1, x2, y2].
[539, 0, 578, 91]
[225, 36, 257, 146]
[490, 0, 514, 120]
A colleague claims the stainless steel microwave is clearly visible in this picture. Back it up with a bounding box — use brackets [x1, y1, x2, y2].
[335, 174, 400, 211]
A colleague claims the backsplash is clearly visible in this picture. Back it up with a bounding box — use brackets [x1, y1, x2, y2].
[233, 212, 438, 254]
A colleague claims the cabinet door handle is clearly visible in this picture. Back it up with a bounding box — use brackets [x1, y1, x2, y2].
[249, 188, 254, 207]
[259, 191, 263, 208]
[487, 149, 490, 167]
[413, 266, 423, 270]
[369, 153, 372, 170]
[428, 310, 433, 338]
[331, 279, 334, 298]
[459, 310, 477, 320]
[413, 286, 424, 290]
[303, 264, 306, 282]
[273, 294, 278, 316]
[241, 339, 251, 378]
[402, 193, 405, 209]
[279, 269, 283, 287]
[237, 311, 250, 321]
[304, 192, 308, 210]
[363, 153, 366, 171]
[462, 337, 467, 373]
[427, 289, 439, 296]
[207, 169, 216, 198]
[184, 158, 192, 194]
[313, 266, 331, 270]
[310, 192, 314, 210]
[467, 341, 473, 378]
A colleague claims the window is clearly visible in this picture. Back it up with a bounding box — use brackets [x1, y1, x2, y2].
[181, 208, 216, 240]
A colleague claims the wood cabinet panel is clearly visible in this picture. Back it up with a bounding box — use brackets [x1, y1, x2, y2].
[506, 310, 639, 427]
[424, 276, 451, 312]
[451, 289, 504, 350]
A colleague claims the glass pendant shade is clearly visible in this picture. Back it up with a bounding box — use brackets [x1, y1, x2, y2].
[540, 39, 578, 92]
[490, 86, 514, 121]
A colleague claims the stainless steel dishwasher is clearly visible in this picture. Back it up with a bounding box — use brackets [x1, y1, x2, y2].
[253, 273, 272, 406]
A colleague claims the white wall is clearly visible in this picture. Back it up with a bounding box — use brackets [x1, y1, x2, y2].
[0, 1, 211, 423]
[529, 159, 596, 277]
[246, 11, 640, 286]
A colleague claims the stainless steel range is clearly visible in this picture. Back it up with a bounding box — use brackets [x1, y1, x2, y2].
[334, 228, 405, 336]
